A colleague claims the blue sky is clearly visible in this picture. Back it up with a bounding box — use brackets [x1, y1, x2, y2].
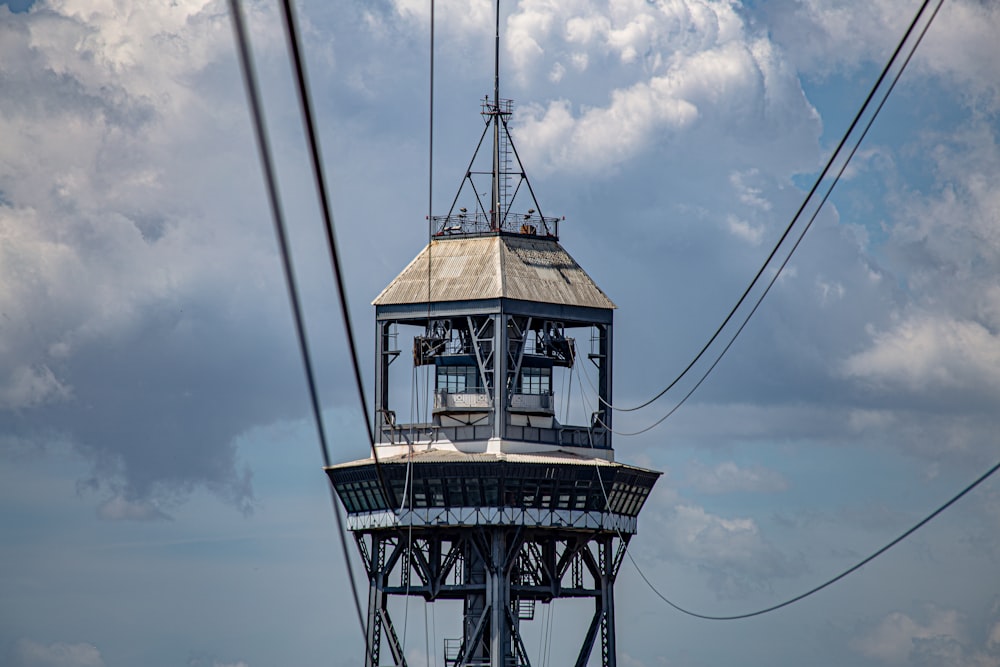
[2, 1, 1000, 666]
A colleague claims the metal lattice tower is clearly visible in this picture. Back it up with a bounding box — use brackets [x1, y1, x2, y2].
[327, 4, 660, 666]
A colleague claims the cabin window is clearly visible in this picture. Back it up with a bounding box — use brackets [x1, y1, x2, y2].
[517, 367, 551, 395]
[436, 365, 480, 393]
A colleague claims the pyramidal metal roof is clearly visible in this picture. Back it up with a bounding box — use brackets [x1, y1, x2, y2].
[373, 235, 616, 310]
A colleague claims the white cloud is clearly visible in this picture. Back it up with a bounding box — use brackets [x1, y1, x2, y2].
[0, 364, 72, 410]
[0, 0, 298, 512]
[853, 606, 1000, 667]
[96, 494, 171, 521]
[392, 0, 493, 42]
[773, 0, 1000, 111]
[504, 0, 819, 176]
[725, 215, 764, 245]
[684, 460, 788, 494]
[989, 620, 1000, 650]
[917, 0, 1000, 109]
[842, 313, 1000, 392]
[730, 169, 772, 211]
[816, 277, 845, 304]
[10, 639, 104, 667]
[548, 61, 566, 83]
[514, 78, 699, 174]
[855, 607, 965, 664]
[836, 120, 1000, 418]
[647, 501, 804, 598]
[187, 656, 251, 667]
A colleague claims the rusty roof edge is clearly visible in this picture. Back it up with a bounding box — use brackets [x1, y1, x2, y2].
[371, 242, 430, 306]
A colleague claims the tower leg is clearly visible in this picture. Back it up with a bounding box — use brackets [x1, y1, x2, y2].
[600, 537, 616, 667]
[488, 529, 510, 667]
[365, 535, 385, 667]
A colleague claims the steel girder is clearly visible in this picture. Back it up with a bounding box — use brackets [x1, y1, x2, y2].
[355, 526, 629, 667]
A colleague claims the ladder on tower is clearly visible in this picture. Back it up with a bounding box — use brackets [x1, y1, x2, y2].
[443, 638, 493, 667]
[515, 597, 535, 621]
[443, 638, 462, 667]
[499, 119, 512, 223]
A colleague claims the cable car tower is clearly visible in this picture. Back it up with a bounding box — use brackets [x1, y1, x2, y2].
[327, 4, 660, 666]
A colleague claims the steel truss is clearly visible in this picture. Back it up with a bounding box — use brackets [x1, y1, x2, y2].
[356, 526, 630, 667]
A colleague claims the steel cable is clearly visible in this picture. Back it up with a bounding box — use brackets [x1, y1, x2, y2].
[595, 0, 944, 437]
[277, 0, 393, 506]
[628, 458, 1000, 620]
[227, 0, 370, 651]
[576, 366, 1000, 620]
[602, 0, 939, 416]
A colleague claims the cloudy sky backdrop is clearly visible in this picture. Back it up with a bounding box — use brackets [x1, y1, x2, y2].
[2, 0, 1000, 666]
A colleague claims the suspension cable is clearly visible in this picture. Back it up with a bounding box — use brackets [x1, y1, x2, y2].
[579, 366, 1000, 620]
[630, 458, 1000, 620]
[575, 358, 1000, 621]
[277, 0, 394, 504]
[227, 0, 369, 650]
[593, 0, 944, 437]
[602, 0, 939, 416]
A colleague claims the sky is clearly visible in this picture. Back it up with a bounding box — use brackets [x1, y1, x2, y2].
[2, 0, 1000, 666]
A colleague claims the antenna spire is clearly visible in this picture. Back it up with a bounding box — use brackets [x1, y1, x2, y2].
[491, 0, 501, 230]
[493, 0, 500, 107]
[433, 0, 559, 238]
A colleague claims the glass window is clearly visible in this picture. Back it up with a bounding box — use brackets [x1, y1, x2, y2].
[518, 367, 551, 395]
[436, 365, 480, 393]
[483, 479, 499, 505]
[428, 479, 445, 506]
[447, 478, 463, 506]
[465, 478, 482, 506]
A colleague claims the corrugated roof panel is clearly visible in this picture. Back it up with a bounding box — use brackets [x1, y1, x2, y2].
[373, 236, 615, 310]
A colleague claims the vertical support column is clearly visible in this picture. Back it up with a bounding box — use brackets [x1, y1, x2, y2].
[597, 322, 613, 443]
[488, 528, 511, 667]
[376, 320, 392, 442]
[600, 536, 617, 667]
[464, 533, 488, 665]
[366, 534, 386, 667]
[492, 313, 508, 440]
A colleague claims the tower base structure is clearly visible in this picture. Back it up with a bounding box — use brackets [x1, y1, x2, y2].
[328, 445, 660, 667]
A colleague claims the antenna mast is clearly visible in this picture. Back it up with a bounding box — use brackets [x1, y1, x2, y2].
[433, 0, 560, 238]
[490, 0, 501, 230]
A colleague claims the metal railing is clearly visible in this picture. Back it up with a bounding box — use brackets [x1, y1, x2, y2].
[379, 421, 609, 449]
[508, 392, 552, 412]
[432, 211, 560, 238]
[434, 390, 491, 412]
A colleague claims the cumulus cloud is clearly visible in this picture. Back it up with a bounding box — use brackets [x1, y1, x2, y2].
[0, 0, 305, 513]
[502, 0, 819, 177]
[684, 460, 788, 494]
[390, 0, 494, 63]
[9, 639, 104, 667]
[841, 122, 1000, 414]
[854, 606, 1000, 667]
[96, 494, 171, 521]
[186, 655, 250, 667]
[855, 607, 965, 664]
[646, 500, 805, 598]
[843, 314, 1000, 393]
[725, 215, 764, 245]
[764, 0, 1000, 110]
